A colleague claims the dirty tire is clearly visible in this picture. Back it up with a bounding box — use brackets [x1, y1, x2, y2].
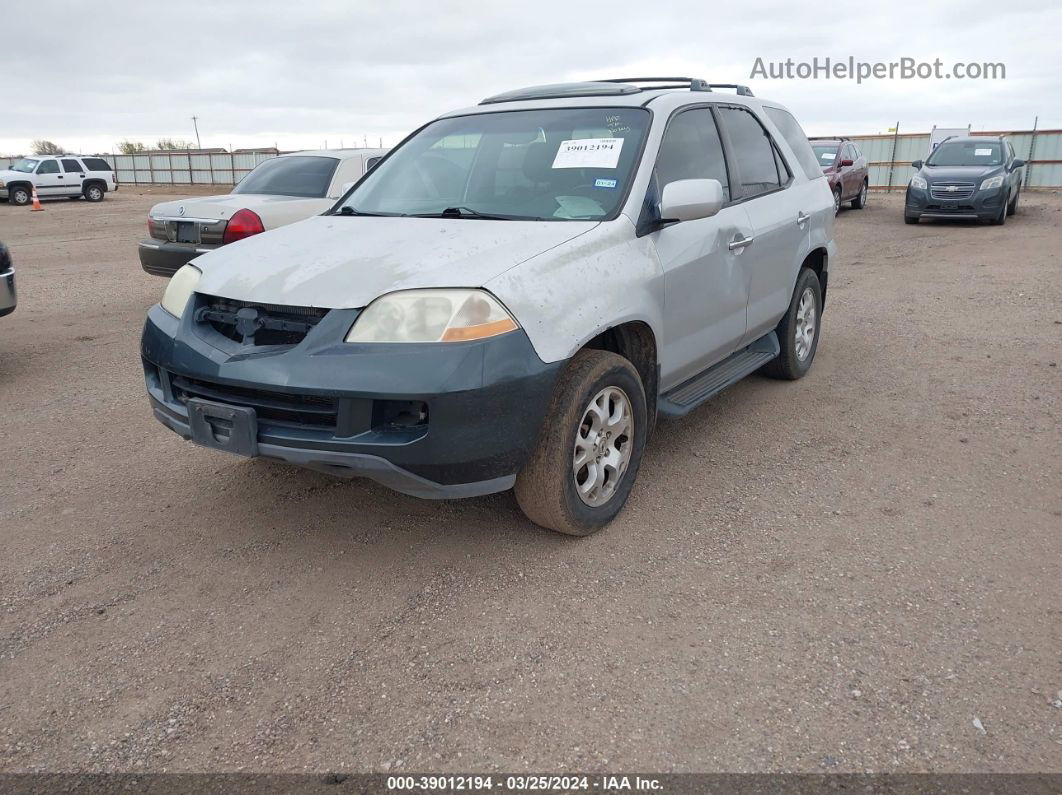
[515, 350, 647, 536]
[84, 183, 104, 202]
[1007, 185, 1020, 216]
[851, 180, 868, 209]
[990, 200, 1006, 226]
[10, 186, 30, 206]
[761, 268, 822, 381]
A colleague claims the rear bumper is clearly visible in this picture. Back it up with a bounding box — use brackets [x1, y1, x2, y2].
[905, 185, 1006, 221]
[139, 240, 219, 277]
[141, 304, 563, 498]
[0, 269, 15, 317]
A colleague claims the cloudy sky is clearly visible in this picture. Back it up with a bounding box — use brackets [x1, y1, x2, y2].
[3, 0, 1059, 155]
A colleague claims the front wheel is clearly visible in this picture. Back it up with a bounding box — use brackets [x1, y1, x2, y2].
[851, 181, 868, 209]
[832, 187, 842, 216]
[10, 186, 30, 206]
[1007, 185, 1020, 216]
[761, 268, 822, 381]
[515, 350, 647, 536]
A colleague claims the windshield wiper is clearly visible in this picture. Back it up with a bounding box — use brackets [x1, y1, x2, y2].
[336, 206, 398, 217]
[411, 206, 513, 220]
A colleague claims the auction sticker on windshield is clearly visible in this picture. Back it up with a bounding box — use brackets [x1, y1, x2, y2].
[552, 138, 624, 169]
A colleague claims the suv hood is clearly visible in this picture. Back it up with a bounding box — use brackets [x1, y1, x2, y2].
[193, 214, 599, 308]
[149, 193, 331, 222]
[923, 164, 1000, 181]
[0, 169, 32, 181]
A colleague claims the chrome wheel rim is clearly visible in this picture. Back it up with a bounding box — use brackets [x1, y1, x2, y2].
[88, 187, 101, 200]
[14, 189, 28, 204]
[795, 287, 817, 362]
[573, 386, 634, 507]
[833, 190, 841, 215]
[860, 184, 868, 205]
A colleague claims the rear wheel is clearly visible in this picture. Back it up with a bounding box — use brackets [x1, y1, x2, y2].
[851, 180, 868, 209]
[515, 350, 646, 536]
[10, 186, 30, 206]
[84, 183, 104, 202]
[761, 268, 822, 381]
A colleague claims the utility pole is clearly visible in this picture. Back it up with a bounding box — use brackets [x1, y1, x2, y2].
[191, 116, 201, 149]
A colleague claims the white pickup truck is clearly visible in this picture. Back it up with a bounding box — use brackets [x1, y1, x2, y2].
[0, 155, 117, 205]
[139, 148, 388, 277]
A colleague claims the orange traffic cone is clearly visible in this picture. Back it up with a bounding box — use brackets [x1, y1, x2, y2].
[30, 186, 44, 212]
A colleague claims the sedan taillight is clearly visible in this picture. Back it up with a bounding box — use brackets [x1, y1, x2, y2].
[222, 208, 265, 245]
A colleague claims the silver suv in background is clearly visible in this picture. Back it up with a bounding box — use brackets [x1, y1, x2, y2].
[0, 155, 117, 205]
[142, 77, 836, 535]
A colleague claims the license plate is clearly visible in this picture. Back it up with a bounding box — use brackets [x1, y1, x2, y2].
[175, 221, 199, 244]
[186, 399, 258, 457]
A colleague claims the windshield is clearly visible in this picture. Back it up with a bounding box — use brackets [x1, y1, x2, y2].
[337, 107, 651, 221]
[11, 158, 39, 173]
[232, 155, 338, 198]
[811, 144, 839, 168]
[927, 141, 1003, 167]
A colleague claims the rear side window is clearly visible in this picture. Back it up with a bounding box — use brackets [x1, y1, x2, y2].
[764, 106, 823, 181]
[82, 157, 112, 172]
[655, 108, 730, 201]
[61, 158, 84, 173]
[717, 107, 784, 198]
[36, 160, 60, 175]
[233, 156, 339, 198]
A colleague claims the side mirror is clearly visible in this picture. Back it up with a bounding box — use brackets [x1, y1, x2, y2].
[911, 160, 923, 169]
[839, 158, 854, 167]
[1011, 159, 1025, 169]
[658, 178, 724, 223]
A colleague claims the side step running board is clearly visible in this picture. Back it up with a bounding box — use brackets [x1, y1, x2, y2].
[657, 332, 780, 418]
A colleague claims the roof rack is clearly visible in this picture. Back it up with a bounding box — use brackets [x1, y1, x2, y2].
[479, 78, 754, 105]
[704, 83, 755, 97]
[600, 77, 712, 92]
[808, 136, 850, 142]
[603, 79, 753, 96]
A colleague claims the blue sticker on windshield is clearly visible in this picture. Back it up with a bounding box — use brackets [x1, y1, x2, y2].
[594, 178, 618, 189]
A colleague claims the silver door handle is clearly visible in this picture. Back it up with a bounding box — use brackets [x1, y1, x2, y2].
[729, 235, 755, 251]
[796, 211, 810, 226]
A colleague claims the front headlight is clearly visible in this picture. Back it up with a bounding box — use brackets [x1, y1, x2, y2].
[980, 174, 1005, 190]
[161, 264, 201, 318]
[910, 175, 927, 190]
[346, 289, 519, 343]
[0, 180, 6, 189]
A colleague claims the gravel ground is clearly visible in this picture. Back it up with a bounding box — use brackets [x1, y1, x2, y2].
[0, 188, 1059, 774]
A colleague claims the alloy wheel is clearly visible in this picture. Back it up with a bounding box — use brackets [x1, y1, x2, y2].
[795, 287, 817, 361]
[573, 386, 634, 507]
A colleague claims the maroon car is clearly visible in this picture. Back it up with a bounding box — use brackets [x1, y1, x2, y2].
[810, 137, 869, 214]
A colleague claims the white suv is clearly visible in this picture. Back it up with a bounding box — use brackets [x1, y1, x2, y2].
[0, 155, 116, 205]
[142, 78, 836, 535]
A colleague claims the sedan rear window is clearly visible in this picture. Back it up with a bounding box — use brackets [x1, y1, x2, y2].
[232, 156, 339, 198]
